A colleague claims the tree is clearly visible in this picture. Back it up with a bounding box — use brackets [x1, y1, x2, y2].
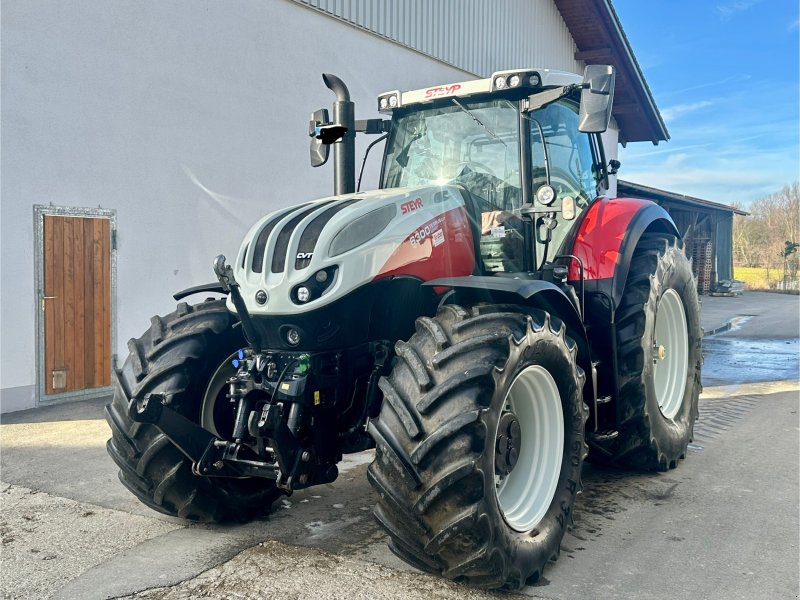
[733, 182, 800, 288]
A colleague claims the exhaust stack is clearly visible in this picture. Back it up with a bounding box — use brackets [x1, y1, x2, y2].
[322, 73, 356, 195]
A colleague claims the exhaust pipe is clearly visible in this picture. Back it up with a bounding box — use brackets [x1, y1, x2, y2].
[322, 73, 355, 195]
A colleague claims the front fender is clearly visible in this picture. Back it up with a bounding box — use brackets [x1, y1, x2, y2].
[173, 282, 228, 301]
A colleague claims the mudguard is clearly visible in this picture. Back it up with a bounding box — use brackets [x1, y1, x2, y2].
[424, 276, 595, 406]
[173, 282, 228, 301]
[567, 197, 679, 311]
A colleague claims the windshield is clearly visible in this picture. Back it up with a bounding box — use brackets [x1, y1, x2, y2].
[382, 99, 521, 212]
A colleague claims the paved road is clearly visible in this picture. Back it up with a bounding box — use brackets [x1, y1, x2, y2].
[1, 292, 798, 599]
[700, 292, 799, 387]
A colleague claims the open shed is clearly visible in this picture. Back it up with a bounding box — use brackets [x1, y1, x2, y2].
[618, 180, 748, 294]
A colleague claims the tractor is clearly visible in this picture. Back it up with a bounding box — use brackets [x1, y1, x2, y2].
[106, 66, 701, 589]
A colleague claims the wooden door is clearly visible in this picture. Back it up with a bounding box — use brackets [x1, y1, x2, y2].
[43, 215, 112, 394]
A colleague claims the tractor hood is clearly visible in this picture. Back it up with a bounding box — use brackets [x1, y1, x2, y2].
[230, 185, 475, 316]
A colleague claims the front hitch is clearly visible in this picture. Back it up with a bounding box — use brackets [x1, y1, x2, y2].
[128, 393, 277, 480]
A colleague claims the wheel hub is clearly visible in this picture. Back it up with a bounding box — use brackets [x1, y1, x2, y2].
[495, 413, 521, 476]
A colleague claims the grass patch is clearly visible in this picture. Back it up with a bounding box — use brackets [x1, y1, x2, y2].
[734, 266, 799, 293]
[734, 266, 773, 289]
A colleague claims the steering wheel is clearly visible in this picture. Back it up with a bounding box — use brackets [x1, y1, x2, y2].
[549, 167, 593, 208]
[454, 160, 495, 179]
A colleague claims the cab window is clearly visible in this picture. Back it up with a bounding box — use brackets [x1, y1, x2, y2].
[529, 101, 597, 261]
[530, 100, 596, 208]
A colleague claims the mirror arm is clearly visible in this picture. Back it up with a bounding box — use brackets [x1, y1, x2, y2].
[526, 84, 583, 112]
[355, 119, 391, 134]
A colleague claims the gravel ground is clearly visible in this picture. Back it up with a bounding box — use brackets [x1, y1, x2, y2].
[119, 540, 525, 600]
[0, 483, 181, 600]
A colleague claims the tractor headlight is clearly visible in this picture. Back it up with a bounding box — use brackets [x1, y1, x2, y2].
[536, 185, 556, 206]
[378, 92, 400, 113]
[490, 70, 542, 91]
[290, 266, 338, 305]
[329, 204, 397, 257]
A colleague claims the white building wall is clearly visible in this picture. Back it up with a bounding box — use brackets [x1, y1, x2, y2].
[1, 0, 473, 412]
[293, 0, 584, 77]
[0, 0, 614, 412]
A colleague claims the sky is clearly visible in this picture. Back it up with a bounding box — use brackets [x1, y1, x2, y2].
[612, 0, 799, 206]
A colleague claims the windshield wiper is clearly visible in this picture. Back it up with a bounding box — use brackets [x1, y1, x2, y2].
[451, 99, 506, 146]
[395, 125, 426, 168]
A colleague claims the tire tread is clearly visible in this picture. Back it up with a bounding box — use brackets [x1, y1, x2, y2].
[105, 299, 280, 523]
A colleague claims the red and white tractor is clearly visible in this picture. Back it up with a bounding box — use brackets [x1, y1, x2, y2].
[106, 66, 701, 588]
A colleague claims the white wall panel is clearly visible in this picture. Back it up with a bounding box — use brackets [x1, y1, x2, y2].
[293, 0, 584, 76]
[0, 0, 467, 410]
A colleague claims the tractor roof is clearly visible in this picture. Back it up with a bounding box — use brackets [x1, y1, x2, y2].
[377, 68, 582, 113]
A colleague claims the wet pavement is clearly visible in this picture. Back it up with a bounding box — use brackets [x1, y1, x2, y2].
[700, 292, 800, 387]
[702, 336, 799, 386]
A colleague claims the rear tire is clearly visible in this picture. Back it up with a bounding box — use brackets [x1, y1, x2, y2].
[368, 304, 586, 589]
[105, 299, 281, 522]
[604, 233, 702, 470]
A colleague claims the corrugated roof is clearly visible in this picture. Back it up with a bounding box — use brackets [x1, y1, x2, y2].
[618, 180, 749, 216]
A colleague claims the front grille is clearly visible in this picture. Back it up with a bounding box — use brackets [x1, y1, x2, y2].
[271, 201, 337, 274]
[251, 204, 312, 273]
[294, 199, 359, 270]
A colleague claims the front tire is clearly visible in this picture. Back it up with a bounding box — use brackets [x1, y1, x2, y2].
[608, 233, 702, 470]
[105, 299, 281, 522]
[368, 304, 586, 589]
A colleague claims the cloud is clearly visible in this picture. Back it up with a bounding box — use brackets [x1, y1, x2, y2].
[660, 100, 716, 123]
[789, 18, 800, 31]
[660, 74, 752, 98]
[632, 143, 714, 158]
[716, 0, 766, 19]
[618, 145, 797, 206]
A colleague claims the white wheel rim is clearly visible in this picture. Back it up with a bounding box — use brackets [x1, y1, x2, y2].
[495, 365, 564, 532]
[653, 288, 689, 419]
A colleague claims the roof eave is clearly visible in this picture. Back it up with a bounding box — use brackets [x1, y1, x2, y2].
[554, 0, 670, 145]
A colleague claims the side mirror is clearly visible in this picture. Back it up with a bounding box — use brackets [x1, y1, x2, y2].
[309, 109, 330, 167]
[578, 65, 615, 133]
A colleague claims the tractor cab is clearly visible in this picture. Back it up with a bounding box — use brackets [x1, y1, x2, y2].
[375, 66, 615, 276]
